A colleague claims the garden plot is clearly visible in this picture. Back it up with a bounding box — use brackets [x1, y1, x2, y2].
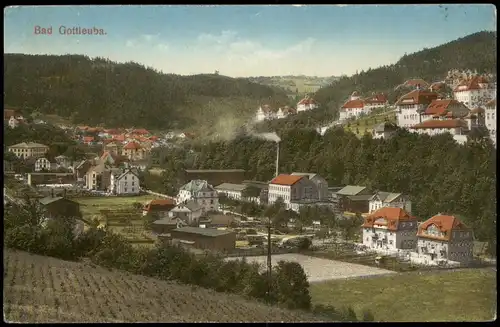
[226, 253, 395, 283]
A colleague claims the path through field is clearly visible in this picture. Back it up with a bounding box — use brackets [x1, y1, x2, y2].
[226, 253, 395, 283]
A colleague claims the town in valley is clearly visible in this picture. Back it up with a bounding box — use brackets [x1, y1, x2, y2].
[3, 4, 497, 323]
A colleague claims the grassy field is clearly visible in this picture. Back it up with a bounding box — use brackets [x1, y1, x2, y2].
[3, 249, 322, 323]
[344, 109, 396, 137]
[310, 269, 497, 322]
[74, 195, 159, 219]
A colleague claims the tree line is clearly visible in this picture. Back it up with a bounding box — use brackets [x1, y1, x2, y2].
[146, 126, 496, 254]
[3, 195, 375, 322]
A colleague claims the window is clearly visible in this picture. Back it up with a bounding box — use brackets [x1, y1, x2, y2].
[124, 188, 128, 192]
[210, 199, 214, 204]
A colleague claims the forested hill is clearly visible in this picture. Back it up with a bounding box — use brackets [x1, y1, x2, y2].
[3, 54, 289, 132]
[314, 31, 497, 112]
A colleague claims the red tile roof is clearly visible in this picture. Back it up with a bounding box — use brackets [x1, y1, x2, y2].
[144, 199, 176, 212]
[417, 214, 470, 241]
[429, 82, 446, 92]
[342, 99, 364, 109]
[4, 109, 17, 120]
[411, 119, 468, 129]
[453, 75, 491, 92]
[123, 141, 141, 150]
[396, 90, 439, 106]
[83, 136, 94, 142]
[270, 174, 303, 186]
[113, 134, 126, 141]
[424, 99, 455, 116]
[362, 207, 416, 231]
[363, 93, 387, 105]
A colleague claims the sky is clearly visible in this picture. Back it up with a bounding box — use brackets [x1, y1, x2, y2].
[4, 4, 497, 77]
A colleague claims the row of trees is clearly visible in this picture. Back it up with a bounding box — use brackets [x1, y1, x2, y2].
[4, 196, 374, 321]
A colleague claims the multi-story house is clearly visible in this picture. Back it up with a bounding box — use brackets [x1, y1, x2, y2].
[414, 214, 474, 266]
[268, 174, 318, 210]
[463, 107, 486, 131]
[339, 92, 388, 121]
[54, 155, 72, 169]
[109, 169, 140, 195]
[8, 142, 50, 160]
[214, 183, 247, 201]
[453, 75, 496, 109]
[290, 172, 329, 201]
[369, 191, 412, 214]
[396, 89, 439, 128]
[361, 207, 418, 252]
[419, 99, 470, 123]
[296, 96, 318, 112]
[143, 199, 176, 218]
[255, 105, 277, 122]
[177, 180, 219, 213]
[485, 98, 496, 145]
[276, 106, 296, 119]
[104, 141, 122, 155]
[34, 157, 55, 172]
[409, 118, 469, 139]
[169, 200, 203, 225]
[122, 141, 145, 160]
[84, 163, 111, 191]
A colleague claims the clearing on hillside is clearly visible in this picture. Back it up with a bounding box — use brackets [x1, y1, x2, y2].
[74, 195, 159, 218]
[310, 268, 497, 322]
[226, 253, 395, 282]
[3, 249, 322, 323]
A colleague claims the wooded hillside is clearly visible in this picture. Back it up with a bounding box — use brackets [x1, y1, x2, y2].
[3, 54, 289, 131]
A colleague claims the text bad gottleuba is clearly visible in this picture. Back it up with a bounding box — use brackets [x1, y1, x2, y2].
[34, 26, 107, 35]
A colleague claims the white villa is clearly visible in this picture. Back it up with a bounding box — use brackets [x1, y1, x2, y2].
[296, 96, 318, 112]
[109, 169, 140, 195]
[268, 174, 318, 210]
[276, 106, 296, 119]
[339, 92, 388, 121]
[368, 191, 412, 214]
[396, 89, 439, 128]
[361, 207, 418, 252]
[169, 200, 203, 225]
[412, 214, 474, 266]
[453, 75, 496, 109]
[177, 180, 219, 213]
[255, 105, 277, 122]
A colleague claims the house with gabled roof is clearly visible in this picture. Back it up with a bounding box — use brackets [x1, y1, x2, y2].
[122, 141, 146, 160]
[109, 168, 140, 195]
[336, 185, 373, 214]
[453, 75, 496, 109]
[369, 191, 412, 214]
[143, 199, 176, 218]
[297, 96, 318, 112]
[268, 174, 318, 210]
[276, 106, 296, 119]
[256, 104, 277, 122]
[413, 214, 474, 266]
[339, 92, 388, 121]
[361, 207, 418, 252]
[291, 172, 329, 201]
[214, 183, 248, 201]
[177, 180, 219, 213]
[396, 89, 439, 128]
[168, 200, 203, 224]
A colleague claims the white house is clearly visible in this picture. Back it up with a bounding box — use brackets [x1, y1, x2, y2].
[339, 92, 387, 121]
[361, 207, 418, 252]
[396, 89, 439, 128]
[177, 179, 219, 213]
[276, 106, 296, 119]
[369, 191, 412, 214]
[109, 169, 140, 195]
[453, 75, 496, 109]
[339, 98, 366, 121]
[214, 183, 246, 201]
[413, 214, 474, 266]
[34, 157, 52, 172]
[410, 118, 469, 138]
[255, 105, 277, 122]
[168, 200, 203, 225]
[363, 93, 389, 112]
[296, 96, 318, 112]
[485, 98, 496, 145]
[268, 174, 318, 210]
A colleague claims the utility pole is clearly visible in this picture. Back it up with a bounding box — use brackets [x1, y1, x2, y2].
[266, 217, 272, 302]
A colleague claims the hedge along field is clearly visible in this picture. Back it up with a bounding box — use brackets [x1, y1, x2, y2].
[3, 249, 323, 323]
